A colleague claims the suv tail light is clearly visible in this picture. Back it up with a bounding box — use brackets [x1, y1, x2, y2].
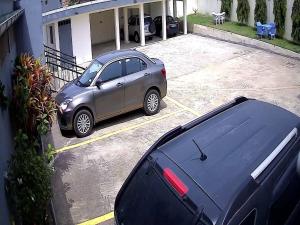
[161, 68, 166, 78]
[163, 168, 188, 197]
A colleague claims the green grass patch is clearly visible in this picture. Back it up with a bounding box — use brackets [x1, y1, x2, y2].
[188, 14, 300, 53]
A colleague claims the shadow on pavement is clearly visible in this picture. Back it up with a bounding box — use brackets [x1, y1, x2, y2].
[59, 100, 168, 139]
[52, 151, 76, 225]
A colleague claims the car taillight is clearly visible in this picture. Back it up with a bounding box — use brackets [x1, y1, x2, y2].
[161, 68, 166, 78]
[163, 168, 188, 197]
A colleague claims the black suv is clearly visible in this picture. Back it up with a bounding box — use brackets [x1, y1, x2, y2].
[115, 97, 300, 225]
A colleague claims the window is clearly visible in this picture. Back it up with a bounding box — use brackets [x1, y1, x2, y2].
[100, 60, 123, 82]
[239, 209, 256, 225]
[49, 26, 54, 44]
[116, 160, 199, 225]
[167, 16, 174, 23]
[78, 60, 103, 86]
[125, 58, 147, 75]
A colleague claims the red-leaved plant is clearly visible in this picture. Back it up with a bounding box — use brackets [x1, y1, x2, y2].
[12, 54, 56, 138]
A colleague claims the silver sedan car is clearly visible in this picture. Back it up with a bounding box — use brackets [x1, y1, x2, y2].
[55, 49, 167, 137]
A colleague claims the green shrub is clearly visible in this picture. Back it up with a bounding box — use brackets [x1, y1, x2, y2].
[273, 0, 287, 37]
[7, 130, 53, 225]
[221, 0, 233, 18]
[292, 0, 300, 42]
[12, 54, 56, 138]
[237, 0, 250, 24]
[7, 54, 56, 224]
[254, 0, 267, 24]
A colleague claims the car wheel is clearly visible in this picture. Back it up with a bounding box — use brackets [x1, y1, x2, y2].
[73, 109, 93, 137]
[144, 89, 160, 116]
[134, 32, 140, 43]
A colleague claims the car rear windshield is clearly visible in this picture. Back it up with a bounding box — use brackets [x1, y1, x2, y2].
[115, 159, 195, 225]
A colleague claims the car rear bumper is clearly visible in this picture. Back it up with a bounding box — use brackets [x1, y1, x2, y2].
[161, 79, 167, 98]
[57, 110, 73, 130]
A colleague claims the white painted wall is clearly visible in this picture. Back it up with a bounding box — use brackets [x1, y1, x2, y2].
[150, 1, 163, 18]
[197, 0, 221, 14]
[90, 10, 115, 44]
[176, 0, 197, 17]
[195, 0, 295, 40]
[71, 13, 92, 64]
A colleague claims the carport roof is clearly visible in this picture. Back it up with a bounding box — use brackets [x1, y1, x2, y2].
[42, 0, 162, 24]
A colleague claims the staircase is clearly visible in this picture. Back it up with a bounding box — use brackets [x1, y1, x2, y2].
[44, 45, 86, 92]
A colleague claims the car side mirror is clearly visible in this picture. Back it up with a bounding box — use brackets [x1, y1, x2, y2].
[95, 79, 103, 89]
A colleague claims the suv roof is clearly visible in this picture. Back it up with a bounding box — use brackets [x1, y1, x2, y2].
[154, 99, 300, 210]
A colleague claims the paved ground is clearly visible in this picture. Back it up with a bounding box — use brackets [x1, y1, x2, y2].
[50, 34, 300, 225]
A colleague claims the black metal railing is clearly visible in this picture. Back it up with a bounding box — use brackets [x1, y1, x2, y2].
[44, 45, 86, 92]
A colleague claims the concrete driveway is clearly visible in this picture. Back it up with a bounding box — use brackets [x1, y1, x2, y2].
[50, 34, 300, 225]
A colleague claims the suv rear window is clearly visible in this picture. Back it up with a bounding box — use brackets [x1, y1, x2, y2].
[115, 159, 195, 225]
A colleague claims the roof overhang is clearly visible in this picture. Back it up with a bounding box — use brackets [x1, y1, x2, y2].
[42, 0, 161, 24]
[0, 9, 24, 37]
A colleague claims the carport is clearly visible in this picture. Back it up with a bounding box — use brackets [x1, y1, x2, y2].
[42, 0, 188, 64]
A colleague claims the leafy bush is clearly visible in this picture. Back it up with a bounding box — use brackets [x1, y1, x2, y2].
[255, 0, 267, 24]
[221, 0, 233, 18]
[7, 130, 53, 225]
[273, 0, 287, 37]
[12, 54, 56, 137]
[237, 0, 250, 24]
[292, 0, 300, 42]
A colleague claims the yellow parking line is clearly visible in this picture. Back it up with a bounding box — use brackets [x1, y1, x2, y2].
[55, 109, 184, 153]
[77, 211, 114, 225]
[165, 96, 201, 117]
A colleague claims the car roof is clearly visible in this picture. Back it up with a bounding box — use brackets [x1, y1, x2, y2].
[95, 49, 146, 64]
[156, 99, 300, 210]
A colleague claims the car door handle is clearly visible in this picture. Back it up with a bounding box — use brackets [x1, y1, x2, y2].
[116, 82, 124, 87]
[144, 73, 150, 77]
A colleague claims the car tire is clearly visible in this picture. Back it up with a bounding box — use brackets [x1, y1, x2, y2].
[73, 109, 93, 138]
[134, 32, 140, 43]
[144, 89, 160, 116]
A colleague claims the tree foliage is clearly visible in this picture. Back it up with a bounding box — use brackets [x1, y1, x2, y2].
[237, 0, 250, 24]
[254, 0, 267, 24]
[273, 0, 287, 37]
[7, 130, 53, 225]
[292, 0, 300, 42]
[221, 0, 233, 18]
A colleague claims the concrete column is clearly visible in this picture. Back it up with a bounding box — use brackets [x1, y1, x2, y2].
[166, 0, 170, 15]
[173, 0, 177, 17]
[162, 0, 167, 40]
[71, 13, 92, 64]
[42, 25, 47, 45]
[114, 8, 121, 50]
[139, 3, 145, 46]
[54, 22, 60, 51]
[123, 7, 129, 44]
[183, 0, 187, 34]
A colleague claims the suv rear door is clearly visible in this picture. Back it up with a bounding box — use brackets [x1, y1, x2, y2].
[115, 151, 220, 225]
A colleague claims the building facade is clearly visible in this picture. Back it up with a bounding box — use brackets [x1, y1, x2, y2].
[0, 0, 43, 224]
[42, 0, 197, 64]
